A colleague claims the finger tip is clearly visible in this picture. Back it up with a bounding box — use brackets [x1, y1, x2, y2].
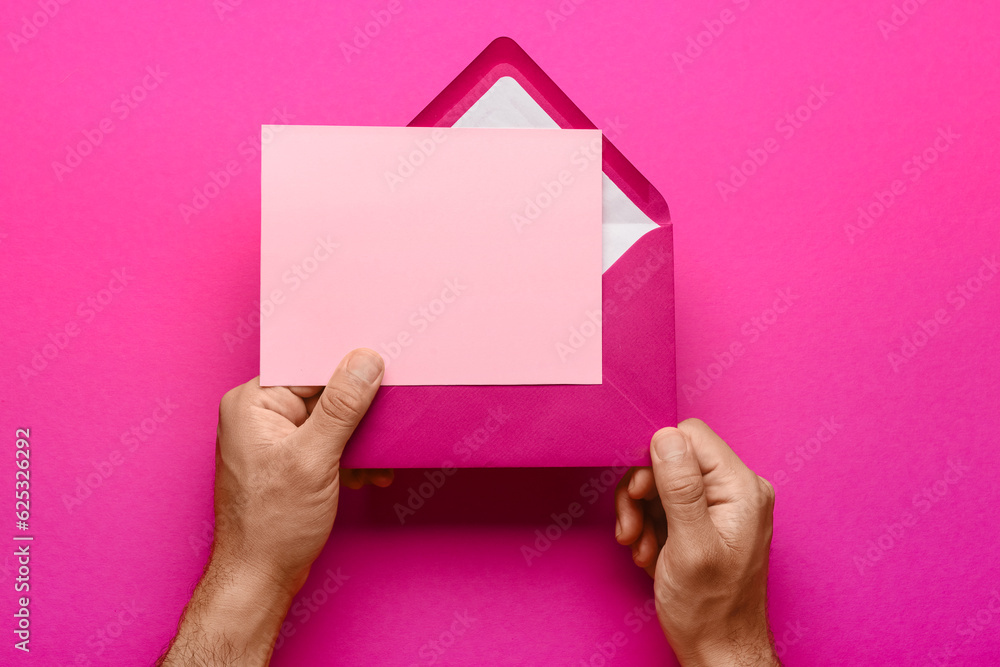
[631, 544, 647, 568]
[351, 348, 385, 369]
[344, 349, 385, 385]
[633, 545, 653, 569]
[288, 385, 323, 398]
[677, 417, 708, 436]
[651, 426, 684, 446]
[651, 427, 689, 462]
[340, 470, 359, 489]
[617, 522, 640, 546]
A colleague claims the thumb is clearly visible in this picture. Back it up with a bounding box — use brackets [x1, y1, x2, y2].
[295, 348, 384, 461]
[650, 427, 714, 541]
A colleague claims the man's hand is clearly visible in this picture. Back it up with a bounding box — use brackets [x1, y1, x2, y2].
[159, 348, 390, 666]
[615, 419, 779, 667]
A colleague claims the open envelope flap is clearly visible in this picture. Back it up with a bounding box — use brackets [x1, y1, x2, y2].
[340, 38, 676, 468]
[451, 76, 659, 273]
[411, 37, 670, 230]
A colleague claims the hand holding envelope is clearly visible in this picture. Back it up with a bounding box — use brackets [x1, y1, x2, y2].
[161, 38, 778, 667]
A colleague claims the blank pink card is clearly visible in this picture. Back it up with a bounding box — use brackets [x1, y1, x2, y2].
[260, 125, 603, 386]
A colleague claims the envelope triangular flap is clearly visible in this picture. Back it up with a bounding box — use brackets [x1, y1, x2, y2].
[410, 37, 670, 228]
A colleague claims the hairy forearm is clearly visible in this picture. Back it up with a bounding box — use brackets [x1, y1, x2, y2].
[680, 642, 781, 667]
[158, 558, 298, 666]
[675, 621, 781, 667]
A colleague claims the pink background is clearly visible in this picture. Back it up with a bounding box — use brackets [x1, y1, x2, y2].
[1, 1, 997, 665]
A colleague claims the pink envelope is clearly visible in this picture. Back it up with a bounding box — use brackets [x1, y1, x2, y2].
[341, 37, 675, 468]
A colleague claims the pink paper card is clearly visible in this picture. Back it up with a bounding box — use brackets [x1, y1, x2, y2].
[260, 125, 603, 386]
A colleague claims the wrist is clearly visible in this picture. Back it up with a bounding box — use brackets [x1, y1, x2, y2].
[210, 539, 310, 603]
[201, 555, 300, 622]
[160, 555, 303, 666]
[675, 628, 780, 667]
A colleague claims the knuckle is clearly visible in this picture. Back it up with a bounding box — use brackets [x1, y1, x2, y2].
[665, 472, 704, 505]
[220, 387, 237, 411]
[755, 476, 776, 509]
[761, 521, 774, 546]
[760, 476, 776, 500]
[318, 386, 368, 427]
[219, 380, 263, 418]
[219, 386, 243, 419]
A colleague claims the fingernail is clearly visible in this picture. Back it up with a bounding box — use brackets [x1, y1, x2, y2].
[653, 430, 686, 461]
[615, 519, 622, 540]
[347, 350, 383, 384]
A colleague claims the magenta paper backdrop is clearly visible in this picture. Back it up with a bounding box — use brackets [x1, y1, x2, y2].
[2, 1, 998, 665]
